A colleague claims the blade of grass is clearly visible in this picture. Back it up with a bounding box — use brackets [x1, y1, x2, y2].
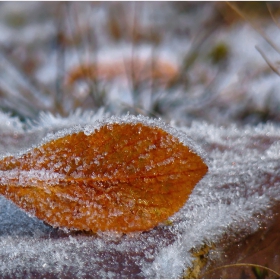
[201, 263, 280, 278]
[0, 48, 50, 108]
[255, 45, 280, 76]
[267, 3, 280, 30]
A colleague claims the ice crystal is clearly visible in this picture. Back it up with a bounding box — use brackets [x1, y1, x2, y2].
[0, 110, 279, 278]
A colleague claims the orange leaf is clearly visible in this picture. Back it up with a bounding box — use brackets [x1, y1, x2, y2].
[0, 120, 208, 233]
[66, 58, 179, 88]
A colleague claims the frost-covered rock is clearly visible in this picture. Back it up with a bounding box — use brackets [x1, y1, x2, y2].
[0, 110, 279, 278]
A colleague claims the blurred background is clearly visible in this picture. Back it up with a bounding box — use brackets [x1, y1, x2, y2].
[0, 1, 280, 126]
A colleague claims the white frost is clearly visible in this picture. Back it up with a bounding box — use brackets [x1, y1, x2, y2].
[0, 110, 279, 278]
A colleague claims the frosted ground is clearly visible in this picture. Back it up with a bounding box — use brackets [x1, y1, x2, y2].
[0, 2, 280, 278]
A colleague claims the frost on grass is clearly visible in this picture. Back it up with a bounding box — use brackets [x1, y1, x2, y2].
[0, 110, 280, 278]
[0, 111, 23, 134]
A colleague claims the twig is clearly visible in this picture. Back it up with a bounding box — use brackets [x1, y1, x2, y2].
[76, 3, 102, 108]
[267, 3, 280, 30]
[54, 2, 68, 115]
[255, 45, 280, 76]
[175, 16, 221, 88]
[201, 262, 280, 278]
[65, 3, 100, 109]
[226, 2, 280, 55]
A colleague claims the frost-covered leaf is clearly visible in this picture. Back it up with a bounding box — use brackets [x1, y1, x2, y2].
[0, 116, 207, 233]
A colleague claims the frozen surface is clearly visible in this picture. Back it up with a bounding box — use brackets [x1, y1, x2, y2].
[0, 110, 280, 278]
